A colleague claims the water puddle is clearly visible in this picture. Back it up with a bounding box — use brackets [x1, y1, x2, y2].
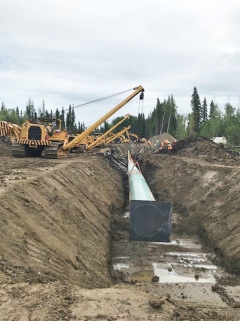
[112, 231, 218, 284]
[113, 263, 130, 270]
[152, 262, 216, 283]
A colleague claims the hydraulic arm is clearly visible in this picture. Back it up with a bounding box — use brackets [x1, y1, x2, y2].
[62, 85, 144, 151]
[103, 126, 131, 145]
[86, 114, 131, 150]
[126, 131, 139, 141]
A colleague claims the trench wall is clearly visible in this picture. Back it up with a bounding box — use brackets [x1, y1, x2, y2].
[0, 156, 124, 287]
[141, 153, 240, 274]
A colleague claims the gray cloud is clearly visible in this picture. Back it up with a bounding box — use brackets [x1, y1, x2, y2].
[1, 0, 240, 124]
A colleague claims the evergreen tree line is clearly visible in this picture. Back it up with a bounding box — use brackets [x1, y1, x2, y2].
[189, 87, 240, 145]
[1, 90, 240, 144]
[0, 99, 86, 134]
[0, 96, 178, 139]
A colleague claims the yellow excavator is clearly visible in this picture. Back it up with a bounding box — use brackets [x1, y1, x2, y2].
[119, 133, 130, 144]
[86, 114, 131, 150]
[0, 85, 144, 158]
[124, 131, 147, 143]
[126, 132, 139, 142]
[101, 126, 132, 145]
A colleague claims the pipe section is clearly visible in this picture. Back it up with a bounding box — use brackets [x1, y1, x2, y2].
[128, 151, 172, 242]
[128, 154, 155, 201]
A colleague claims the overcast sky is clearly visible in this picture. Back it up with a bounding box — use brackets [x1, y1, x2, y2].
[1, 0, 240, 125]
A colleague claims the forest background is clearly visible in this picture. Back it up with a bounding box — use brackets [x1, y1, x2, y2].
[1, 87, 240, 145]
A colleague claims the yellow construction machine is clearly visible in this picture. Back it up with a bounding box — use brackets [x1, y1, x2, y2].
[0, 121, 21, 143]
[123, 131, 139, 143]
[124, 131, 147, 143]
[127, 132, 139, 142]
[0, 85, 144, 158]
[86, 114, 131, 150]
[0, 117, 75, 157]
[56, 85, 144, 157]
[101, 126, 132, 145]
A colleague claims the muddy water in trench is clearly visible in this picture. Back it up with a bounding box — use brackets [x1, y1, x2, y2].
[111, 210, 228, 305]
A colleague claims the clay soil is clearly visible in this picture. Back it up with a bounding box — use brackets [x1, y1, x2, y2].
[0, 139, 240, 320]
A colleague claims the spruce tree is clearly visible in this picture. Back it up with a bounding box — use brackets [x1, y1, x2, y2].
[141, 113, 146, 138]
[40, 100, 46, 117]
[168, 95, 177, 135]
[155, 99, 163, 135]
[71, 107, 75, 129]
[60, 107, 65, 129]
[16, 106, 19, 117]
[66, 105, 72, 133]
[55, 108, 60, 120]
[190, 87, 201, 134]
[25, 98, 35, 120]
[201, 97, 208, 124]
[209, 101, 216, 119]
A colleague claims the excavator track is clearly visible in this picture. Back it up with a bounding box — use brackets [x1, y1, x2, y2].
[44, 142, 60, 159]
[11, 141, 26, 157]
[44, 142, 67, 158]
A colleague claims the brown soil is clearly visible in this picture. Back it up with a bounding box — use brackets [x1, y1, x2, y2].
[171, 136, 237, 164]
[141, 137, 240, 274]
[0, 138, 240, 320]
[0, 140, 11, 157]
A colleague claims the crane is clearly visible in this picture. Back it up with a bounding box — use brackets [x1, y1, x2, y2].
[102, 126, 132, 145]
[86, 114, 131, 150]
[58, 85, 144, 156]
[0, 85, 144, 158]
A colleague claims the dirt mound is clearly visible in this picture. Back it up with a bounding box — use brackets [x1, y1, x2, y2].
[149, 132, 176, 145]
[0, 140, 11, 157]
[171, 136, 238, 164]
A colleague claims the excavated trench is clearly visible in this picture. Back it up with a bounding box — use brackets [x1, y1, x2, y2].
[1, 142, 240, 319]
[109, 144, 240, 309]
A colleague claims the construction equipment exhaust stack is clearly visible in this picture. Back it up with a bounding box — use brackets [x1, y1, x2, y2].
[128, 151, 172, 242]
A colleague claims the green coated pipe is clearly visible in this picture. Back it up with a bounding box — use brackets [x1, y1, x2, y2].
[128, 151, 155, 201]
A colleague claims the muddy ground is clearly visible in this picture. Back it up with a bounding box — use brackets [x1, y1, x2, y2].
[0, 139, 240, 320]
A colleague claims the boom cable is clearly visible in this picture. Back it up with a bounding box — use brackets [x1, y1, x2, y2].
[64, 88, 133, 112]
[84, 95, 140, 126]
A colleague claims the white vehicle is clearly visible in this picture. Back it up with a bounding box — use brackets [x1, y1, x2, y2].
[212, 137, 227, 145]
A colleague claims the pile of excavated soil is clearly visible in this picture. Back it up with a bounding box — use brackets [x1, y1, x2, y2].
[171, 136, 240, 164]
[149, 132, 176, 145]
[151, 136, 240, 165]
[0, 140, 11, 157]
